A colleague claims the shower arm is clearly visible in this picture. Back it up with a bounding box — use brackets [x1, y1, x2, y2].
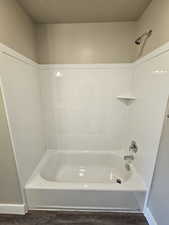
[135, 30, 152, 45]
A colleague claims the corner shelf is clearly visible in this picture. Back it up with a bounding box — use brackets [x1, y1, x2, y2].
[117, 96, 136, 100]
[117, 95, 136, 105]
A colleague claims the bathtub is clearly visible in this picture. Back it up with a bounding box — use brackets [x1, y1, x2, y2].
[25, 150, 146, 211]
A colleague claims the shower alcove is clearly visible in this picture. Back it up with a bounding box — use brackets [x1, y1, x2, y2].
[0, 42, 168, 213]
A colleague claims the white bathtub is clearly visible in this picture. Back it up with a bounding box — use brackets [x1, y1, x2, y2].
[25, 150, 146, 211]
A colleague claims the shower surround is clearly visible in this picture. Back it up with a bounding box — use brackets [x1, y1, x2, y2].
[26, 64, 147, 211]
[1, 41, 169, 213]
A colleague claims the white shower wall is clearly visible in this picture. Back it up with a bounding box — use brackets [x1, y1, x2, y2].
[40, 65, 133, 151]
[130, 50, 169, 188]
[0, 49, 45, 186]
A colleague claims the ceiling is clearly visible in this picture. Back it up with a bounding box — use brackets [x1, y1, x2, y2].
[17, 0, 152, 24]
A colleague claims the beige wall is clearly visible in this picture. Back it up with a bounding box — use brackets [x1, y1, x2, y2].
[0, 0, 37, 61]
[147, 98, 169, 225]
[137, 0, 169, 57]
[36, 0, 169, 64]
[0, 0, 35, 204]
[36, 22, 137, 64]
[1, 0, 169, 63]
[0, 88, 22, 204]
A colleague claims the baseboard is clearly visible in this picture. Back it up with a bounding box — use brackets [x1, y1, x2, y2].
[30, 206, 140, 213]
[144, 208, 158, 225]
[0, 204, 26, 215]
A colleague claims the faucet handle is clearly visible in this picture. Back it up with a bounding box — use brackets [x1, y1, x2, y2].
[129, 140, 138, 153]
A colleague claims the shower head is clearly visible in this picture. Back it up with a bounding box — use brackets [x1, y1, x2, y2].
[135, 38, 142, 45]
[135, 30, 152, 45]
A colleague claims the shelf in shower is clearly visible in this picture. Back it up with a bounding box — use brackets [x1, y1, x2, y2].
[117, 96, 136, 105]
[117, 96, 136, 100]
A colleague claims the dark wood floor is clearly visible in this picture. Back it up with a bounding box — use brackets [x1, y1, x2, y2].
[0, 211, 149, 225]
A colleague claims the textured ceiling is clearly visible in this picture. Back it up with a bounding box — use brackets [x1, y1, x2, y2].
[17, 0, 152, 24]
